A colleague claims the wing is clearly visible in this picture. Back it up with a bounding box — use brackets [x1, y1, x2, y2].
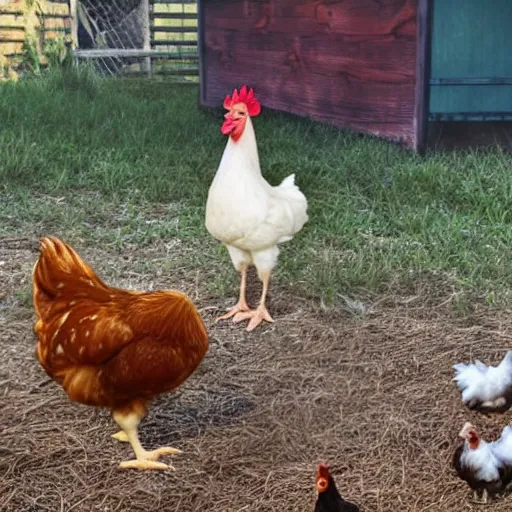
[237, 184, 307, 251]
[100, 291, 209, 401]
[36, 299, 135, 375]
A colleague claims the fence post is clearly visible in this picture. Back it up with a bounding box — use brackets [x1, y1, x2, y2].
[141, 0, 151, 77]
[69, 0, 78, 49]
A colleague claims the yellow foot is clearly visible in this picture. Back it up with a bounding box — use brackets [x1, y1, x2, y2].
[233, 305, 274, 332]
[119, 447, 183, 471]
[112, 430, 129, 442]
[215, 300, 250, 323]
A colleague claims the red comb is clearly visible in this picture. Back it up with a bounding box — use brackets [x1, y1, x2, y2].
[317, 464, 330, 481]
[223, 85, 261, 117]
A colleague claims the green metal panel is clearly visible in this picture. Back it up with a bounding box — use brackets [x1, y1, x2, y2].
[429, 0, 512, 120]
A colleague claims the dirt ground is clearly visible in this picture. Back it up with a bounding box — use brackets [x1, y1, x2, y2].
[2, 236, 512, 512]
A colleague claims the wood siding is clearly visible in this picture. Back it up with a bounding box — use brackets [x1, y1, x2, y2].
[199, 0, 420, 147]
[0, 0, 70, 71]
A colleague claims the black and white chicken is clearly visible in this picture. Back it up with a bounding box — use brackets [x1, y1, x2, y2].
[453, 422, 512, 503]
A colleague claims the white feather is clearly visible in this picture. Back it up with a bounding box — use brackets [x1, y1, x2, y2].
[205, 116, 308, 272]
[453, 351, 512, 405]
[461, 440, 502, 482]
[491, 426, 512, 466]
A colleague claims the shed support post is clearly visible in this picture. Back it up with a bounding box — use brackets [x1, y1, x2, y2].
[69, 0, 79, 50]
[414, 0, 433, 154]
[141, 0, 152, 77]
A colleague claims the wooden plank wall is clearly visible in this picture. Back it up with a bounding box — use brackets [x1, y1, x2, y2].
[0, 0, 70, 67]
[199, 0, 419, 146]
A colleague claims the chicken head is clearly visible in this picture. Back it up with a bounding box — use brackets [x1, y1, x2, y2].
[459, 422, 480, 449]
[316, 463, 331, 493]
[221, 85, 261, 142]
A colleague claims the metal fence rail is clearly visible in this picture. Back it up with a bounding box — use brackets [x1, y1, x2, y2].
[72, 0, 198, 81]
[1, 0, 199, 81]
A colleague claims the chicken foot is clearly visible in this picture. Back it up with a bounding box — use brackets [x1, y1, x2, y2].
[233, 270, 274, 332]
[113, 410, 182, 470]
[215, 263, 250, 322]
[473, 489, 489, 504]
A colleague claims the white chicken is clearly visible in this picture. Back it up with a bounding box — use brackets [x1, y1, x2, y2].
[453, 351, 512, 412]
[205, 86, 308, 331]
[453, 422, 512, 503]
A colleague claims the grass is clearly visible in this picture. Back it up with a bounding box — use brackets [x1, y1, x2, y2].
[1, 66, 512, 308]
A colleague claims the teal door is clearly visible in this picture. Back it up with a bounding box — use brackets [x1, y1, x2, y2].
[429, 0, 512, 121]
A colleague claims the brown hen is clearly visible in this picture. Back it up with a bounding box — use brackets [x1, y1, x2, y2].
[32, 237, 208, 470]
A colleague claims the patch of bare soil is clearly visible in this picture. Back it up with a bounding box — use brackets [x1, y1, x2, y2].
[1, 236, 512, 511]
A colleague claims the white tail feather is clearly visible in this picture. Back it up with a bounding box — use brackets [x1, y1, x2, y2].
[491, 426, 512, 465]
[453, 352, 512, 405]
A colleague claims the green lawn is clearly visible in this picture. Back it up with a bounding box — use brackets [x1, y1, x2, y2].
[1, 68, 512, 308]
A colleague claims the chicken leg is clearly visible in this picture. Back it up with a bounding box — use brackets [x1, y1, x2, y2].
[113, 410, 182, 470]
[472, 489, 489, 504]
[233, 270, 274, 331]
[215, 263, 250, 322]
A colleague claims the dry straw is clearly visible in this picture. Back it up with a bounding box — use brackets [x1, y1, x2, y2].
[1, 237, 512, 511]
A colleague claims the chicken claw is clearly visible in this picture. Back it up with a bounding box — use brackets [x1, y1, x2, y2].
[215, 300, 250, 323]
[119, 447, 183, 471]
[215, 264, 251, 324]
[112, 430, 129, 442]
[113, 411, 183, 471]
[233, 305, 274, 332]
[120, 460, 170, 470]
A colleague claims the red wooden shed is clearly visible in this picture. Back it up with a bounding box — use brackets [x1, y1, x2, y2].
[198, 0, 431, 150]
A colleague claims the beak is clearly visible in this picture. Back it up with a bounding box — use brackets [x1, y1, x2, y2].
[221, 113, 236, 135]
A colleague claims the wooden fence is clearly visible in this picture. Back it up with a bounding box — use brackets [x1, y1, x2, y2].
[149, 0, 198, 80]
[0, 0, 198, 81]
[72, 0, 199, 82]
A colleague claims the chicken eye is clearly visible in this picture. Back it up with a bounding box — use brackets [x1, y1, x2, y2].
[237, 111, 246, 116]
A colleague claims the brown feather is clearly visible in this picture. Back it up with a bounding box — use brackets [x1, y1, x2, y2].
[32, 237, 208, 410]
